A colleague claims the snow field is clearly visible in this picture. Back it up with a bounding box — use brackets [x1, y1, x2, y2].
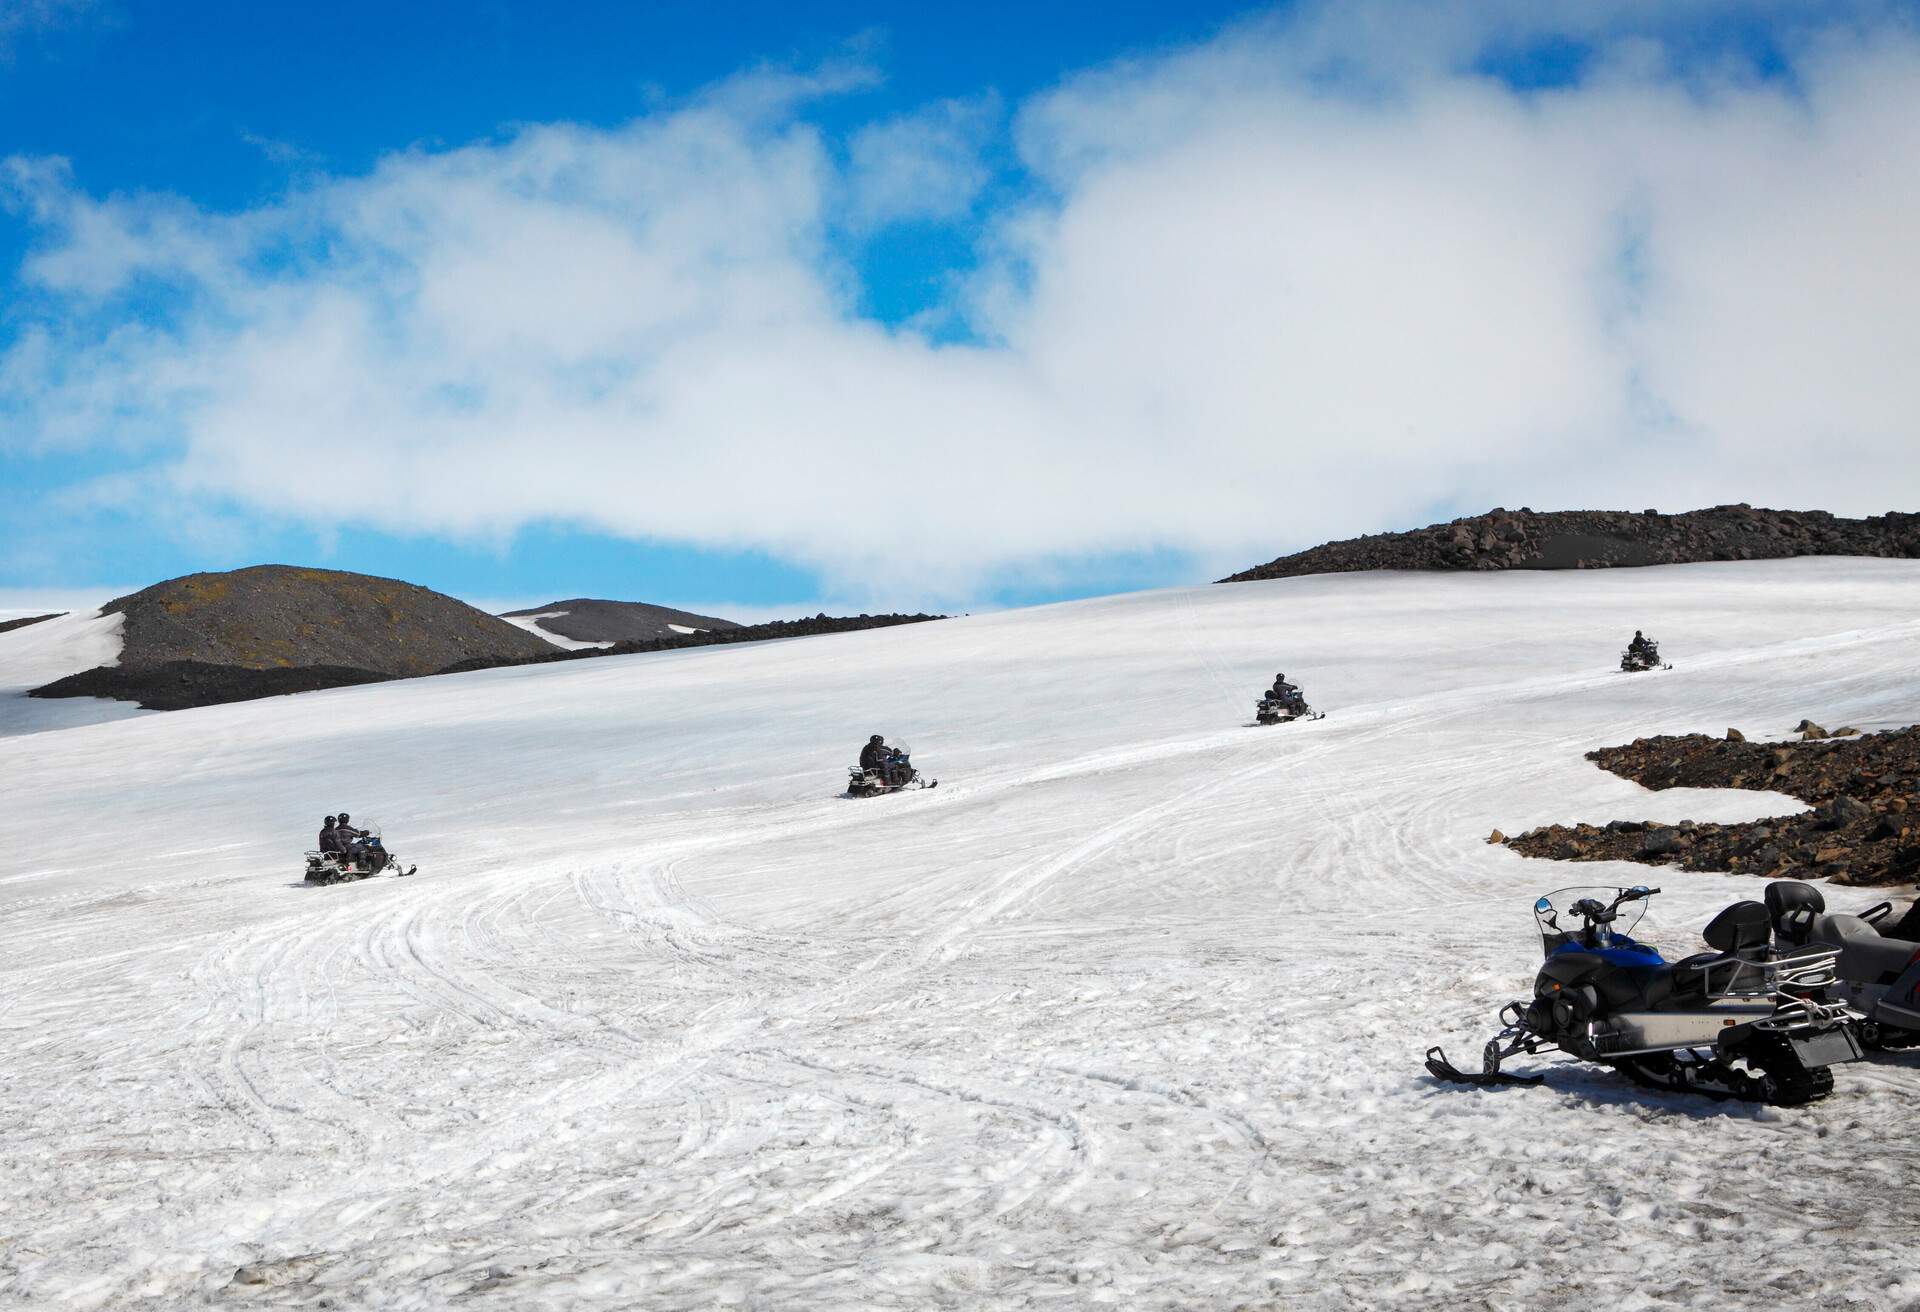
[0, 610, 149, 738]
[3, 558, 1920, 1308]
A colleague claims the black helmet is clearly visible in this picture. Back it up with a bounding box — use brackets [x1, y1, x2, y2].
[324, 815, 336, 825]
[337, 812, 350, 823]
[870, 734, 884, 744]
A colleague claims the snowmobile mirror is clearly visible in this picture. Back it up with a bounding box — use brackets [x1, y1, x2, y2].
[1628, 885, 1651, 899]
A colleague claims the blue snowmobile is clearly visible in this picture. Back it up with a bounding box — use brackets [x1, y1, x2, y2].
[1428, 884, 1861, 1105]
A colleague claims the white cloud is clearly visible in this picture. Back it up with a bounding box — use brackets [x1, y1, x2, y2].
[4, 4, 1920, 603]
[846, 95, 998, 228]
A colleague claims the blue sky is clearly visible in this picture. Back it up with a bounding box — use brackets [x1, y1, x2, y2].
[4, 1, 1918, 616]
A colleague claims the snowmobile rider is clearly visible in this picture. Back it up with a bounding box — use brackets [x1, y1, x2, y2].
[1628, 630, 1656, 656]
[318, 815, 342, 854]
[1266, 672, 1300, 703]
[334, 811, 370, 864]
[860, 734, 910, 787]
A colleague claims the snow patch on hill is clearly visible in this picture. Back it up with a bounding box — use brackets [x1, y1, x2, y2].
[0, 609, 151, 737]
[501, 610, 616, 651]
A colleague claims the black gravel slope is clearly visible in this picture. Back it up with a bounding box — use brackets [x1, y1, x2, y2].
[1222, 505, 1920, 582]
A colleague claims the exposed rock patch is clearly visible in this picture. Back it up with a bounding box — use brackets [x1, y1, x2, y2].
[1222, 505, 1920, 582]
[1505, 725, 1920, 887]
[33, 661, 392, 711]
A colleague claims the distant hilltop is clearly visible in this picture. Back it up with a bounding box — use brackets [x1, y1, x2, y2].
[501, 598, 740, 648]
[100, 565, 555, 675]
[1221, 506, 1920, 583]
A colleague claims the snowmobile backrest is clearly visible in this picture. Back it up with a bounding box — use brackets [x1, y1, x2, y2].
[1764, 881, 1826, 945]
[1702, 901, 1772, 954]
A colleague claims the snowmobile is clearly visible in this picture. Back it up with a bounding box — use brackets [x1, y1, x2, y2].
[1620, 640, 1671, 673]
[1427, 884, 1861, 1105]
[1254, 689, 1323, 725]
[1765, 881, 1920, 1050]
[304, 825, 416, 884]
[847, 745, 937, 798]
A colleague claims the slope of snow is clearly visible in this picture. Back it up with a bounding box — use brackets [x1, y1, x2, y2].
[3, 558, 1919, 1309]
[0, 608, 154, 738]
[501, 610, 616, 651]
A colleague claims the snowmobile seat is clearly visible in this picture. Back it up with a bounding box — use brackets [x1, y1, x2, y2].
[1667, 952, 1724, 999]
[1815, 913, 1920, 984]
[1702, 901, 1772, 956]
[1765, 881, 1826, 947]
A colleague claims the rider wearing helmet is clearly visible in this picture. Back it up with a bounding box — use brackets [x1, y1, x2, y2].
[318, 815, 341, 854]
[860, 735, 890, 774]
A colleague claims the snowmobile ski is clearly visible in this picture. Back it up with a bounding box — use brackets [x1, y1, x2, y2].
[1424, 1044, 1545, 1088]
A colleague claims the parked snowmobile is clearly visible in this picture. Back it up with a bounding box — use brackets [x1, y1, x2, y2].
[305, 823, 416, 883]
[1765, 881, 1920, 1050]
[1620, 632, 1670, 673]
[847, 745, 937, 798]
[1427, 884, 1861, 1105]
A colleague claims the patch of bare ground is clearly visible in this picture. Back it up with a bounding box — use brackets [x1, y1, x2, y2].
[1502, 723, 1920, 887]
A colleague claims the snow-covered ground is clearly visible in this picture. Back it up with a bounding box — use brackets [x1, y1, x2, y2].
[0, 608, 153, 738]
[3, 558, 1919, 1309]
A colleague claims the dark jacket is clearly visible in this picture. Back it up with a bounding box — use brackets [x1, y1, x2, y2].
[319, 824, 341, 853]
[860, 741, 890, 771]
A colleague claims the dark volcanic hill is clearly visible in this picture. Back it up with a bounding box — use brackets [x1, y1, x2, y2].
[1221, 505, 1920, 583]
[98, 565, 557, 676]
[502, 598, 739, 646]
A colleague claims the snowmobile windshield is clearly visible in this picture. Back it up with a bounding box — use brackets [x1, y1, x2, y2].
[892, 743, 911, 757]
[355, 819, 383, 840]
[1534, 886, 1653, 955]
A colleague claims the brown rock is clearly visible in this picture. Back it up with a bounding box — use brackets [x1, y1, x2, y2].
[1487, 829, 1506, 844]
[1726, 727, 1746, 742]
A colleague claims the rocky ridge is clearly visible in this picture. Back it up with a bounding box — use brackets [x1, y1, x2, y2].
[1222, 505, 1920, 582]
[502, 598, 740, 646]
[439, 613, 945, 675]
[1503, 725, 1920, 887]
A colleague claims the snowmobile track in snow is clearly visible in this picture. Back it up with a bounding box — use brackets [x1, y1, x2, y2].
[6, 560, 1920, 1309]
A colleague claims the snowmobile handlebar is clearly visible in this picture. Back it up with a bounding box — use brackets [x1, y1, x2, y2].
[1565, 885, 1659, 928]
